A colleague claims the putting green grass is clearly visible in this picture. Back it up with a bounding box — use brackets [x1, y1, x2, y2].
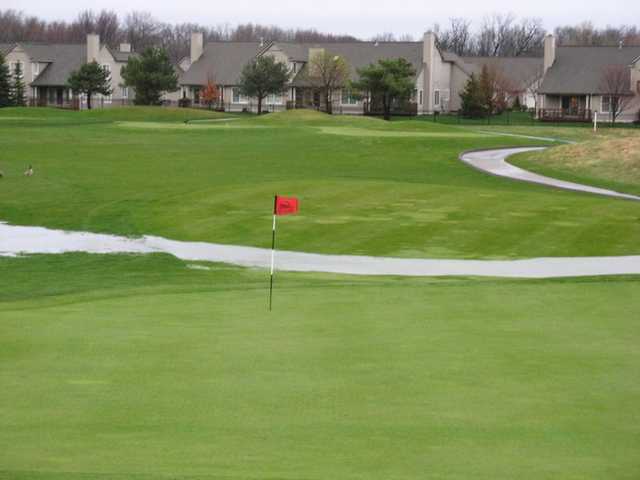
[1, 107, 639, 259]
[1, 254, 639, 480]
[511, 134, 640, 196]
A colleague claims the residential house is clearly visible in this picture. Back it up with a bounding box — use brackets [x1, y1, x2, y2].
[538, 34, 640, 122]
[179, 34, 265, 111]
[0, 34, 136, 108]
[179, 32, 543, 116]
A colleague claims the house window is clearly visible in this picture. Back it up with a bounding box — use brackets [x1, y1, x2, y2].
[10, 62, 23, 78]
[292, 63, 297, 73]
[232, 87, 247, 104]
[434, 90, 440, 106]
[121, 87, 129, 99]
[601, 95, 618, 114]
[341, 89, 358, 105]
[102, 64, 111, 74]
[419, 90, 423, 105]
[31, 62, 39, 78]
[266, 93, 283, 105]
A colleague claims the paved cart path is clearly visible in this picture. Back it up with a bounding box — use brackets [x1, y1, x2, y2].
[460, 147, 640, 201]
[2, 221, 640, 278]
[2, 147, 639, 278]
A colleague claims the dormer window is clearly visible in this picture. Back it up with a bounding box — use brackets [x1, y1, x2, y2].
[31, 62, 40, 78]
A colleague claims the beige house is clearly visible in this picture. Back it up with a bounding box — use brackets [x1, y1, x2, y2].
[538, 35, 640, 122]
[179, 32, 543, 115]
[0, 35, 137, 108]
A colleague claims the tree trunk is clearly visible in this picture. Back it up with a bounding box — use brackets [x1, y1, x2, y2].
[87, 93, 92, 110]
[383, 95, 391, 121]
[257, 96, 262, 115]
[325, 89, 331, 114]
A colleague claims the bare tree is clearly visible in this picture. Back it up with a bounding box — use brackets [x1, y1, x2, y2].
[304, 51, 350, 114]
[599, 64, 634, 124]
[435, 18, 473, 56]
[477, 14, 516, 56]
[519, 64, 544, 112]
[124, 11, 160, 51]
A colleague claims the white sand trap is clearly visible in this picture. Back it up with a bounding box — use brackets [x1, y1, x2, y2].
[2, 221, 640, 278]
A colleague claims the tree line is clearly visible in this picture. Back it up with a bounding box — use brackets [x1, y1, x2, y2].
[2, 9, 639, 62]
[432, 15, 640, 57]
[0, 9, 357, 62]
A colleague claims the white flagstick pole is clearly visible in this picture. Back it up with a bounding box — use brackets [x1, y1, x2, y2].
[593, 111, 598, 133]
[269, 196, 277, 311]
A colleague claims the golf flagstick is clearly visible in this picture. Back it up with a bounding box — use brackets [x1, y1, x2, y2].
[269, 195, 299, 311]
[269, 196, 277, 311]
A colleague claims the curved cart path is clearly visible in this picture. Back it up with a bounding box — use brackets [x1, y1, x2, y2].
[460, 147, 640, 201]
[2, 222, 640, 278]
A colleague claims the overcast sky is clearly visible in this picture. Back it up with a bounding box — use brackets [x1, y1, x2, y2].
[4, 0, 639, 38]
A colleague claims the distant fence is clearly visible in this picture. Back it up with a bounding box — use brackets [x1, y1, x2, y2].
[422, 109, 639, 128]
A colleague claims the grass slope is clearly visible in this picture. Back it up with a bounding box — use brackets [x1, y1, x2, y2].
[1, 254, 639, 480]
[511, 134, 640, 196]
[1, 108, 639, 259]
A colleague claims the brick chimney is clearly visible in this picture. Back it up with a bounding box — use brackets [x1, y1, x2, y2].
[87, 34, 100, 63]
[543, 34, 556, 74]
[191, 32, 204, 64]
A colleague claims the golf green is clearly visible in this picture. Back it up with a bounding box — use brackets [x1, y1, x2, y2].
[0, 254, 639, 480]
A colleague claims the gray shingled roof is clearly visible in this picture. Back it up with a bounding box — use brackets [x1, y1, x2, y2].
[279, 42, 423, 86]
[180, 42, 262, 85]
[0, 43, 15, 56]
[540, 46, 640, 94]
[461, 56, 544, 89]
[108, 47, 136, 63]
[24, 43, 86, 86]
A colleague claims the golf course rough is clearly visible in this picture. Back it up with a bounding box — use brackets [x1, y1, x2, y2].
[0, 107, 639, 260]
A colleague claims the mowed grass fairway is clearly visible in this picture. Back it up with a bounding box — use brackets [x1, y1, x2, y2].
[1, 107, 640, 258]
[1, 254, 639, 480]
[1, 108, 639, 479]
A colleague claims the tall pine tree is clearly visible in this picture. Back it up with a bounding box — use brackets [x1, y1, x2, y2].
[12, 62, 26, 106]
[0, 53, 12, 107]
[459, 73, 485, 118]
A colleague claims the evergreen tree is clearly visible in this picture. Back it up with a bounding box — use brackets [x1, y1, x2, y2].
[67, 61, 112, 109]
[351, 58, 415, 120]
[459, 73, 485, 118]
[238, 56, 289, 114]
[12, 62, 26, 106]
[121, 47, 178, 105]
[0, 53, 12, 107]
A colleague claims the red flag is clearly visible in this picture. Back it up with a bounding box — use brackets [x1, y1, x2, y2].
[274, 195, 299, 216]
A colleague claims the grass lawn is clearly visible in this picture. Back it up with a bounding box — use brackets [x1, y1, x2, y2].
[0, 107, 639, 259]
[1, 107, 639, 479]
[510, 133, 640, 196]
[1, 253, 639, 480]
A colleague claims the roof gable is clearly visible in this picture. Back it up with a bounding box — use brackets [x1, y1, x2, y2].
[540, 46, 640, 94]
[180, 42, 262, 85]
[25, 43, 86, 86]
